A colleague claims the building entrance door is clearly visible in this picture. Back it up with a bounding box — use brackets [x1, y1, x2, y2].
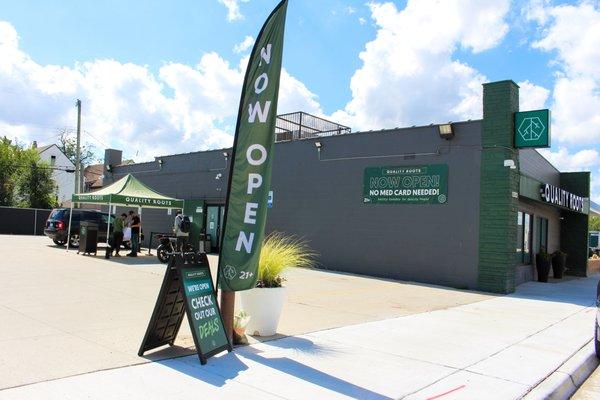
[183, 200, 205, 251]
[206, 205, 225, 253]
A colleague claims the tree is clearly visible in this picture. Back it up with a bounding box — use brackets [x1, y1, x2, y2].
[0, 137, 58, 209]
[15, 160, 57, 209]
[590, 215, 600, 232]
[0, 137, 18, 206]
[57, 129, 98, 167]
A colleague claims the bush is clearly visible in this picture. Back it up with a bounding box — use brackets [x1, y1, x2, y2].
[256, 233, 316, 288]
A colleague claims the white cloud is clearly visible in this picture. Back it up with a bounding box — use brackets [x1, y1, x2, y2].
[538, 147, 600, 203]
[592, 174, 600, 203]
[358, 17, 366, 25]
[233, 36, 254, 54]
[278, 69, 322, 115]
[551, 76, 600, 143]
[531, 2, 600, 79]
[517, 80, 550, 111]
[0, 21, 321, 161]
[0, 21, 19, 48]
[218, 0, 249, 22]
[524, 1, 600, 202]
[331, 0, 510, 130]
[527, 1, 600, 145]
[538, 147, 600, 172]
[346, 6, 356, 15]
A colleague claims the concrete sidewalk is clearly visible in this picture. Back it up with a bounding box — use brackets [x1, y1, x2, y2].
[0, 235, 493, 390]
[1, 270, 597, 399]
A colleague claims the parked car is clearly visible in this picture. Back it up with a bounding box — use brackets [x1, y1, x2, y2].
[44, 208, 114, 247]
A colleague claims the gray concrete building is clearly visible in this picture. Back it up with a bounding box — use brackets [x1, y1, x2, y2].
[101, 80, 592, 294]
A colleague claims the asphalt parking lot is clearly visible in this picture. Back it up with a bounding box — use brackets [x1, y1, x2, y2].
[0, 234, 494, 390]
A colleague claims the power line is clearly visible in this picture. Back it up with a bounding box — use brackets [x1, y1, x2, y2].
[0, 121, 77, 130]
[2, 163, 75, 173]
[82, 129, 110, 148]
[0, 124, 78, 144]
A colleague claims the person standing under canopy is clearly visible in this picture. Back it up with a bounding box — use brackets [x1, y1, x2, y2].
[111, 213, 126, 257]
[173, 210, 190, 252]
[127, 212, 141, 257]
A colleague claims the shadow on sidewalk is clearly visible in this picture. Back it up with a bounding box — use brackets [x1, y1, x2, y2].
[141, 345, 197, 362]
[106, 254, 164, 266]
[77, 251, 164, 266]
[159, 336, 393, 399]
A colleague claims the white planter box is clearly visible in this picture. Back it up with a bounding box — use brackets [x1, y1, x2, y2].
[240, 287, 286, 336]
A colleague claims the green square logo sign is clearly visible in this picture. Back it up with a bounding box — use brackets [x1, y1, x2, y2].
[514, 109, 551, 148]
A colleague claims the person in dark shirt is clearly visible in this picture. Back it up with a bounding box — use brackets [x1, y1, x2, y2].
[127, 212, 141, 257]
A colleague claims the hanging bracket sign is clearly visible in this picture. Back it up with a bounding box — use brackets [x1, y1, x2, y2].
[514, 109, 551, 148]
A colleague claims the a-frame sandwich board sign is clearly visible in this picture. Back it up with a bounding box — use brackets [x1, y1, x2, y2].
[138, 252, 232, 365]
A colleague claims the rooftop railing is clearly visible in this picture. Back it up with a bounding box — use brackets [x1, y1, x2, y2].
[275, 112, 351, 142]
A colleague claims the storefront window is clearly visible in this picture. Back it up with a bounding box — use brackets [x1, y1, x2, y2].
[539, 217, 548, 251]
[516, 211, 533, 264]
[517, 212, 523, 259]
[523, 213, 531, 264]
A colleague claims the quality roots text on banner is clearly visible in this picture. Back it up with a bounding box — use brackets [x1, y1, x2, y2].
[218, 0, 288, 291]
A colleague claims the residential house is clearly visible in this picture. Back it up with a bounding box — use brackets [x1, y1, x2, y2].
[35, 143, 75, 206]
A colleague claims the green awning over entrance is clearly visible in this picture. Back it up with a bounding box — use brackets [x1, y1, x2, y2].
[73, 174, 184, 209]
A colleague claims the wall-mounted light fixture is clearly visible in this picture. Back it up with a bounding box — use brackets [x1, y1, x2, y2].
[222, 151, 229, 159]
[157, 159, 163, 166]
[215, 173, 222, 180]
[438, 123, 454, 140]
[315, 141, 323, 150]
[106, 164, 112, 172]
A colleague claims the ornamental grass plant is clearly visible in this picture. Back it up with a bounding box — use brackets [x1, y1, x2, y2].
[256, 232, 316, 288]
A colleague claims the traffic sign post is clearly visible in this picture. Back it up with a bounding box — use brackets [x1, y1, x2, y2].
[514, 109, 551, 148]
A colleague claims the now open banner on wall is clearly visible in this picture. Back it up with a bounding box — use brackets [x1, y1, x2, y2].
[218, 0, 289, 291]
[363, 164, 449, 205]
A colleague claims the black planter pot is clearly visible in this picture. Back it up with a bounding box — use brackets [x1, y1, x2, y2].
[536, 254, 551, 283]
[552, 253, 567, 279]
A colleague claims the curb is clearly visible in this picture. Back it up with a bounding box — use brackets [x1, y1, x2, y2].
[523, 341, 599, 400]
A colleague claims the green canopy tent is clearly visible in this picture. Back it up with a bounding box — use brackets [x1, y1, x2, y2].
[67, 174, 184, 250]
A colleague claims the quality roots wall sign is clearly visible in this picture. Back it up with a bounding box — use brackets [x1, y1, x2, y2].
[540, 183, 585, 213]
[363, 164, 449, 204]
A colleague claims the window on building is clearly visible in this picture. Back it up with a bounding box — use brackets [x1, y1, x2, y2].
[539, 217, 548, 251]
[517, 212, 523, 260]
[516, 211, 533, 264]
[523, 213, 532, 264]
[50, 155, 56, 166]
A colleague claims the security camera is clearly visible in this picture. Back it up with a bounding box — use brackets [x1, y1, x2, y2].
[503, 159, 516, 169]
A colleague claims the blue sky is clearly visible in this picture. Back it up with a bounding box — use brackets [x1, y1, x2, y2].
[0, 0, 555, 113]
[0, 0, 599, 200]
[1, 0, 377, 114]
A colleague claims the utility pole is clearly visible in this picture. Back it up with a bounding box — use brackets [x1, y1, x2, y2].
[75, 99, 81, 195]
